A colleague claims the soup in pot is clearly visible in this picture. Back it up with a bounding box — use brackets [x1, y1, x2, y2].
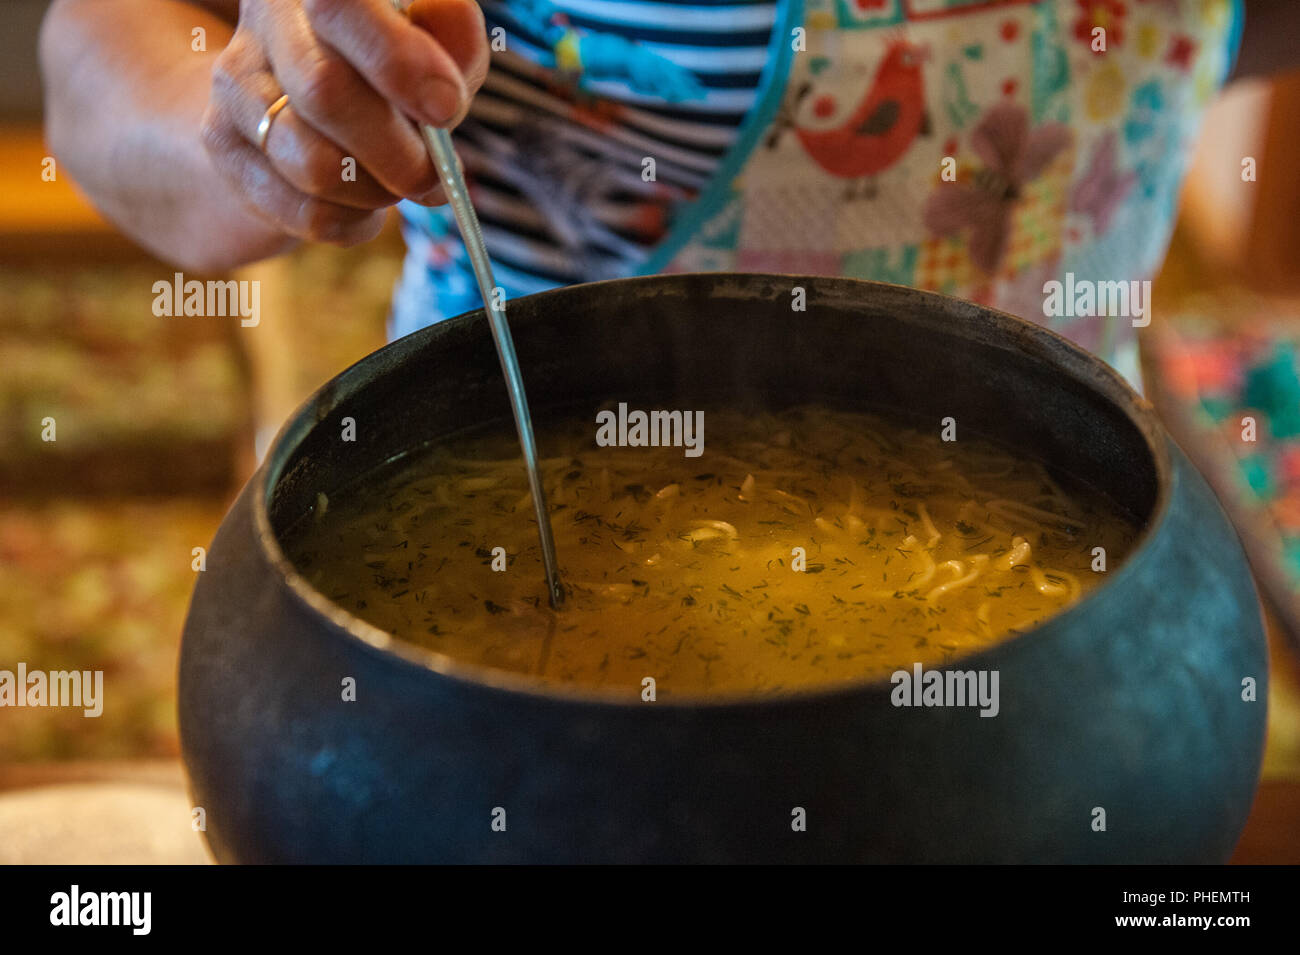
[284, 406, 1137, 695]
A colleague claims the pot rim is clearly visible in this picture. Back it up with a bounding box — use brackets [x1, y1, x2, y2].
[251, 273, 1173, 709]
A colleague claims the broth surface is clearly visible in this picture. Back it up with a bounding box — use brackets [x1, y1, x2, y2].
[285, 406, 1137, 695]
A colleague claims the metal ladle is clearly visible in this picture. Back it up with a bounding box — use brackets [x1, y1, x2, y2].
[419, 130, 564, 608]
[397, 5, 564, 607]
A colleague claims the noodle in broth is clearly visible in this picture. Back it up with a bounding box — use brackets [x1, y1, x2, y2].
[285, 406, 1137, 695]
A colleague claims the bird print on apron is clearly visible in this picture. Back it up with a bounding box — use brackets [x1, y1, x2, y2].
[650, 0, 1243, 390]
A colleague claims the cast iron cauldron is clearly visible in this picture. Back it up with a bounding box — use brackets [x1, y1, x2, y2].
[180, 274, 1268, 863]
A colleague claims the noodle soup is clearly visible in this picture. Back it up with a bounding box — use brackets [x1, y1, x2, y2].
[285, 406, 1137, 695]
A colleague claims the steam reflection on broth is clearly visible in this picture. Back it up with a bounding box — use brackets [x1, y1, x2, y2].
[285, 406, 1137, 695]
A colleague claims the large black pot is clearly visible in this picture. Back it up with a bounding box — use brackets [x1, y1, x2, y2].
[179, 274, 1268, 863]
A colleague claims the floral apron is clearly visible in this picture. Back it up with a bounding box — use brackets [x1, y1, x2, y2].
[643, 0, 1244, 389]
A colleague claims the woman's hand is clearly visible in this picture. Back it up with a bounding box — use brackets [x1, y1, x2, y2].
[200, 0, 489, 246]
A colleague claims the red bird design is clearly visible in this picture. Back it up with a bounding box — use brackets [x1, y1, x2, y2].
[790, 39, 931, 199]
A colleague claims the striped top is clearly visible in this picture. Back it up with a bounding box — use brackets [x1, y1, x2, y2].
[391, 0, 780, 335]
[392, 0, 1243, 399]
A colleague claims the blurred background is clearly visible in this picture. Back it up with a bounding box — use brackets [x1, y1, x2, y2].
[2, 0, 1298, 861]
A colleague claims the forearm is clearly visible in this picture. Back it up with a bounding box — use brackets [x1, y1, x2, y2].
[40, 0, 297, 270]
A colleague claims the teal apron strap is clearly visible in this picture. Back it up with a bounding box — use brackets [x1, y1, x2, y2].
[1223, 0, 1246, 80]
[636, 0, 805, 276]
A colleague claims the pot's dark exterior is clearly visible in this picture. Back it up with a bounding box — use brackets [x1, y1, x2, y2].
[179, 274, 1268, 863]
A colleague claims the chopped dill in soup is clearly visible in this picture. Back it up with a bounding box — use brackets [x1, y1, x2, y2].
[285, 406, 1137, 695]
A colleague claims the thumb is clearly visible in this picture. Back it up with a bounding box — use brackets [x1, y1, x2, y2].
[408, 0, 490, 99]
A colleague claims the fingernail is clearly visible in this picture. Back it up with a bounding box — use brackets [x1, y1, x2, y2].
[414, 186, 445, 206]
[419, 76, 463, 126]
[323, 220, 354, 242]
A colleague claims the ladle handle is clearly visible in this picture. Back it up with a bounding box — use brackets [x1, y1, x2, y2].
[390, 1, 563, 608]
[420, 125, 565, 609]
